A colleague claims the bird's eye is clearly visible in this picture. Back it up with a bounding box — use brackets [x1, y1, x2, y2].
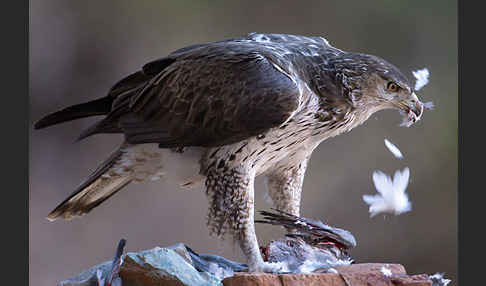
[386, 82, 399, 92]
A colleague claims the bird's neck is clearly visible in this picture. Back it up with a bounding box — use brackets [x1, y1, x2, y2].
[296, 53, 357, 103]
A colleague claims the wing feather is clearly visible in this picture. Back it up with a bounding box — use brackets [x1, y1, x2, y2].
[95, 42, 304, 147]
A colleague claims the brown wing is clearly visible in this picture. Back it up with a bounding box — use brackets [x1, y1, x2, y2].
[88, 42, 303, 147]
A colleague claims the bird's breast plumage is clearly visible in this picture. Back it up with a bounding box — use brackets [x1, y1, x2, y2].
[199, 95, 360, 177]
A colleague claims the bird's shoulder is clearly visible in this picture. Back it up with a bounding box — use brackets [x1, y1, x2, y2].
[168, 32, 338, 59]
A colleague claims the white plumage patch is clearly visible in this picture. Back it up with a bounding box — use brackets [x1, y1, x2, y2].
[429, 273, 451, 286]
[363, 168, 412, 217]
[412, 68, 429, 91]
[384, 139, 403, 159]
[208, 262, 234, 280]
[423, 101, 435, 110]
[327, 268, 338, 274]
[380, 265, 392, 277]
[96, 269, 105, 286]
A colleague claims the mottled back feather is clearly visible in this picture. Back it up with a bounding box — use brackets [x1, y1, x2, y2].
[84, 35, 320, 147]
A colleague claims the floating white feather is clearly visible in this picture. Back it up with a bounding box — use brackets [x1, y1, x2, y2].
[423, 101, 435, 110]
[384, 139, 403, 159]
[363, 168, 412, 217]
[412, 68, 429, 91]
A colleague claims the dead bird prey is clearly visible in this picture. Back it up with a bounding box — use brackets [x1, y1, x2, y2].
[34, 33, 427, 272]
[256, 210, 355, 273]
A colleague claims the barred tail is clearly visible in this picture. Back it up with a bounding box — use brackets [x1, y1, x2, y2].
[47, 145, 132, 221]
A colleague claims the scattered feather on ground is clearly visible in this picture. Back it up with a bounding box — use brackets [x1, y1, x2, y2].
[265, 240, 353, 274]
[363, 168, 412, 217]
[207, 262, 235, 280]
[380, 265, 392, 277]
[327, 268, 338, 274]
[429, 273, 451, 286]
[384, 139, 403, 159]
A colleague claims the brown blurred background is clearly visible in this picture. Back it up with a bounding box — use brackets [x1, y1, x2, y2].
[29, 1, 457, 285]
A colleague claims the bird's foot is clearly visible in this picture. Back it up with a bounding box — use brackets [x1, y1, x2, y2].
[249, 261, 288, 273]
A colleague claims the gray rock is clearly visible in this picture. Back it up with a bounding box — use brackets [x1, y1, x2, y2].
[121, 246, 222, 286]
[59, 238, 126, 286]
[167, 243, 194, 265]
[185, 245, 248, 274]
[58, 260, 113, 286]
[58, 243, 237, 286]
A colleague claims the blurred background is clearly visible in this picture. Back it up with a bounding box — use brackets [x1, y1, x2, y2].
[29, 1, 457, 285]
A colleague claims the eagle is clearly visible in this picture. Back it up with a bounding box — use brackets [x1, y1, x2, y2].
[34, 33, 426, 272]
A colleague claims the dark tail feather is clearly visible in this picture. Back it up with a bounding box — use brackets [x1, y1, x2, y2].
[47, 145, 132, 221]
[34, 96, 113, 130]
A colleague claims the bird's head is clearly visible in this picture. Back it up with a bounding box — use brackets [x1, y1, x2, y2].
[326, 53, 426, 127]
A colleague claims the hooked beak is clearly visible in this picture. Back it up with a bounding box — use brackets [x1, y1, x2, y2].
[395, 92, 424, 126]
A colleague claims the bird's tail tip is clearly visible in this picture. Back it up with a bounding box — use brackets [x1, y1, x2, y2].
[34, 96, 113, 130]
[45, 208, 82, 222]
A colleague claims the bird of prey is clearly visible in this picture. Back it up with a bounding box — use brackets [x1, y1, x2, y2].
[34, 33, 426, 272]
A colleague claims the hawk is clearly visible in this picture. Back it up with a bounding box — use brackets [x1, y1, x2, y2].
[34, 33, 426, 272]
